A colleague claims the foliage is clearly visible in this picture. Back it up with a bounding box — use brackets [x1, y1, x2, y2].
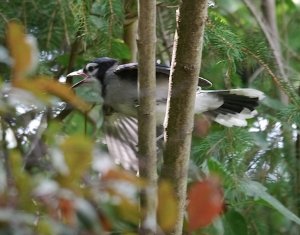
[1, 0, 300, 234]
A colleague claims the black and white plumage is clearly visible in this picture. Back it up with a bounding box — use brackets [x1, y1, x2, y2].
[67, 57, 264, 170]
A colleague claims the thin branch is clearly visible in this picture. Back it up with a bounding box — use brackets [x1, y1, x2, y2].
[46, 8, 57, 49]
[242, 0, 291, 103]
[57, 0, 70, 47]
[123, 0, 138, 63]
[157, 6, 172, 61]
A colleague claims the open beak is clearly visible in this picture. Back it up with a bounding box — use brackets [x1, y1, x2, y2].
[66, 69, 87, 78]
[66, 69, 88, 88]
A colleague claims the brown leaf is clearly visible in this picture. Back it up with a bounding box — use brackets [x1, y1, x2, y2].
[58, 197, 76, 225]
[193, 115, 211, 137]
[102, 169, 144, 186]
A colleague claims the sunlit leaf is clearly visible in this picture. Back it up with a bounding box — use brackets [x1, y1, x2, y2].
[59, 135, 92, 187]
[36, 218, 54, 235]
[14, 77, 91, 112]
[6, 21, 37, 79]
[187, 177, 224, 231]
[157, 180, 178, 232]
[117, 196, 140, 225]
[240, 179, 300, 225]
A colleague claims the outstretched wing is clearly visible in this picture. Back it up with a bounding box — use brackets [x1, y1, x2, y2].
[114, 63, 212, 87]
[103, 112, 139, 171]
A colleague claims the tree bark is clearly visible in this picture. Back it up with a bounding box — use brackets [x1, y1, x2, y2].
[161, 1, 208, 234]
[137, 0, 157, 234]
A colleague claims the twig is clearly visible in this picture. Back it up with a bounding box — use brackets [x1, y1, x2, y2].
[157, 6, 172, 61]
[46, 9, 57, 48]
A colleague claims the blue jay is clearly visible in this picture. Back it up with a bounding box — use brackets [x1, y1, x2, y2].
[67, 57, 264, 170]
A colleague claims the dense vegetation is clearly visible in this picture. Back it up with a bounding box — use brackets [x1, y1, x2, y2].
[1, 0, 300, 234]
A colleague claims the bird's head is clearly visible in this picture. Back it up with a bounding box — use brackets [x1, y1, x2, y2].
[66, 57, 118, 87]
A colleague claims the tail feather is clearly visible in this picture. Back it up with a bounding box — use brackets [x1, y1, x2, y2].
[196, 88, 264, 127]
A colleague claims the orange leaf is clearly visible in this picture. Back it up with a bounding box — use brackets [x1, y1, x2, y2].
[14, 77, 91, 112]
[58, 197, 75, 225]
[187, 177, 224, 231]
[102, 169, 143, 186]
[6, 21, 33, 79]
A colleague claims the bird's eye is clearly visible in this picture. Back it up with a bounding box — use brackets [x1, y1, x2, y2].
[87, 66, 95, 72]
[85, 62, 99, 75]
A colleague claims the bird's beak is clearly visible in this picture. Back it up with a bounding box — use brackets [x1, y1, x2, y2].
[66, 69, 88, 88]
[66, 69, 87, 78]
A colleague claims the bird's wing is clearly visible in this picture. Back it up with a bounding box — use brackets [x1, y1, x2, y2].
[103, 112, 139, 171]
[114, 63, 212, 87]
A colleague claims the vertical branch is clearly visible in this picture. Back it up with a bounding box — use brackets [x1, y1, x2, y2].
[108, 0, 115, 54]
[294, 86, 300, 217]
[242, 0, 290, 103]
[137, 0, 157, 234]
[123, 0, 138, 63]
[161, 0, 208, 234]
[157, 6, 172, 62]
[296, 125, 300, 216]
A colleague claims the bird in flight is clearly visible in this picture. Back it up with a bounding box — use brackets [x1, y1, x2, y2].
[67, 57, 264, 170]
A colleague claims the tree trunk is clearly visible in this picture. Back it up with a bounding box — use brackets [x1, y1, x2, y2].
[161, 1, 208, 234]
[137, 0, 157, 234]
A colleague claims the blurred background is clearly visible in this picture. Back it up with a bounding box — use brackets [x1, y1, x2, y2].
[1, 0, 300, 234]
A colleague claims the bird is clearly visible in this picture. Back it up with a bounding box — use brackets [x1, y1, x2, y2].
[67, 57, 265, 170]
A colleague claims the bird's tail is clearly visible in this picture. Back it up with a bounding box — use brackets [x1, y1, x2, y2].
[195, 88, 265, 127]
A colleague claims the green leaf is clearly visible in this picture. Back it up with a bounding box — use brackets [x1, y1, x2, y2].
[206, 158, 233, 184]
[111, 39, 131, 60]
[262, 96, 285, 111]
[239, 179, 300, 225]
[223, 209, 248, 235]
[59, 135, 92, 189]
[9, 151, 34, 211]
